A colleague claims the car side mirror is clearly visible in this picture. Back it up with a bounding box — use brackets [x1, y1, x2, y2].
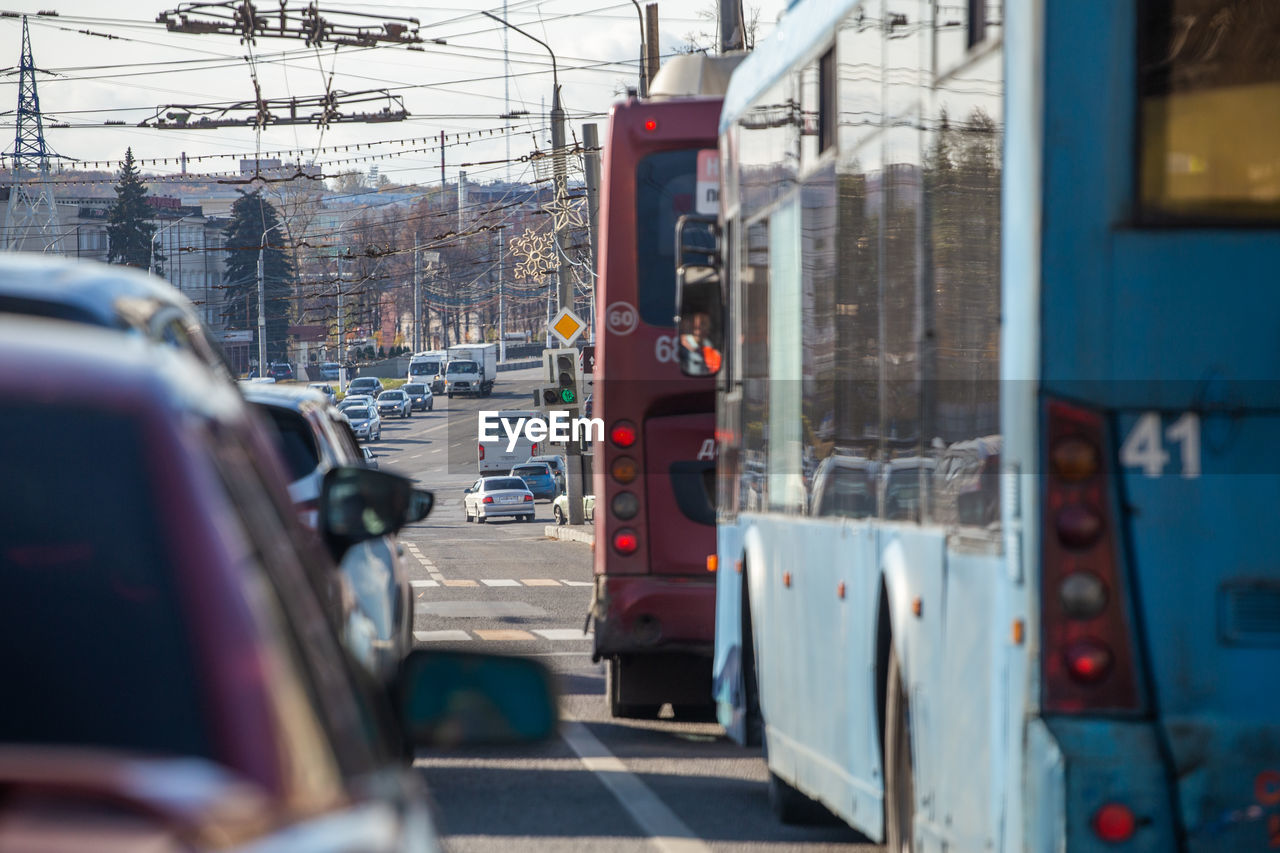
[320, 466, 434, 556]
[396, 650, 558, 747]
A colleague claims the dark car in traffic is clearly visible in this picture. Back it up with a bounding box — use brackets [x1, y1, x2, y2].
[0, 319, 558, 852]
[510, 462, 560, 501]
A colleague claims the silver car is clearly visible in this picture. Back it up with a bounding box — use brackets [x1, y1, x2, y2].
[242, 384, 411, 683]
[377, 389, 412, 418]
[464, 476, 536, 523]
[341, 401, 382, 441]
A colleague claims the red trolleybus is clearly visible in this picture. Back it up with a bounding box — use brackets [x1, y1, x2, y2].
[590, 55, 741, 719]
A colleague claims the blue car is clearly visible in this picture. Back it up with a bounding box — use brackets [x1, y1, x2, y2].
[510, 462, 559, 501]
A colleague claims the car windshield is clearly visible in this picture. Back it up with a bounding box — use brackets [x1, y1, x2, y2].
[350, 380, 375, 389]
[343, 406, 371, 418]
[378, 391, 399, 400]
[404, 384, 424, 394]
[450, 362, 478, 374]
[486, 478, 527, 491]
[0, 405, 211, 758]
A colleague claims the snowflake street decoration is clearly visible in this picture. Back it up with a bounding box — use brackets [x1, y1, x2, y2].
[511, 228, 555, 281]
[542, 187, 586, 232]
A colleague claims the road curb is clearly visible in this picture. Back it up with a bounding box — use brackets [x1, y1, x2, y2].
[544, 524, 595, 547]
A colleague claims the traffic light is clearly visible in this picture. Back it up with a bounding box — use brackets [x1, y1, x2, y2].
[542, 347, 579, 405]
[534, 384, 562, 409]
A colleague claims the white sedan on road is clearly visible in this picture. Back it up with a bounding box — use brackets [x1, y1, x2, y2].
[464, 476, 536, 523]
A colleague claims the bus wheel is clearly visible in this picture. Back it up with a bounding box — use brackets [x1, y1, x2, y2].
[606, 657, 660, 719]
[885, 648, 915, 852]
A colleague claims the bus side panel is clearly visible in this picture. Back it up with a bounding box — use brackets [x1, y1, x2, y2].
[748, 514, 885, 837]
[712, 520, 748, 741]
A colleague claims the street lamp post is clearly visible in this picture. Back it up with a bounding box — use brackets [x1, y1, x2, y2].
[482, 10, 584, 525]
[149, 215, 189, 277]
[628, 0, 647, 97]
[257, 221, 287, 376]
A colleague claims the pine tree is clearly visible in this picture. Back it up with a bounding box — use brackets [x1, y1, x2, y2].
[223, 190, 295, 365]
[106, 148, 156, 269]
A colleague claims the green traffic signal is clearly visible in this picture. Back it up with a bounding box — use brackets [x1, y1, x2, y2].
[560, 388, 577, 404]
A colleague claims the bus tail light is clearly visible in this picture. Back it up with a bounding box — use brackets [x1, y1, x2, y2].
[610, 421, 637, 448]
[478, 444, 485, 461]
[611, 457, 638, 484]
[1042, 399, 1143, 714]
[612, 529, 639, 555]
[1092, 803, 1136, 842]
[611, 491, 638, 519]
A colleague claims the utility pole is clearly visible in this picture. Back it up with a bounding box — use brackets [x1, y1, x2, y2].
[496, 227, 505, 362]
[719, 0, 745, 51]
[645, 4, 660, 90]
[413, 241, 421, 352]
[583, 123, 601, 341]
[628, 1, 647, 97]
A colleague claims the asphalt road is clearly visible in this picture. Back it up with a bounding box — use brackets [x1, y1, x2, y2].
[371, 367, 880, 853]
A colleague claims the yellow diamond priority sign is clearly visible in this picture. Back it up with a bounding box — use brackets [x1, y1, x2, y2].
[549, 308, 587, 346]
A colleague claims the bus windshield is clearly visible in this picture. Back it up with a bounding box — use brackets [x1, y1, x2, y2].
[636, 149, 699, 326]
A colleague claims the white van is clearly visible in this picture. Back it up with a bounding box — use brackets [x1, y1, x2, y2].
[477, 409, 542, 474]
[407, 350, 447, 393]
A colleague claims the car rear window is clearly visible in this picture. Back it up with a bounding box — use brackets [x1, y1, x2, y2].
[0, 405, 211, 758]
[513, 466, 546, 476]
[487, 478, 526, 491]
[252, 404, 320, 482]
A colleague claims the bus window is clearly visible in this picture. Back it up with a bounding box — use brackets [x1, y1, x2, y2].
[636, 149, 699, 326]
[1139, 0, 1280, 221]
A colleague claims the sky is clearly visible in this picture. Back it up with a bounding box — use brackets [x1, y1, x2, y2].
[0, 1, 790, 194]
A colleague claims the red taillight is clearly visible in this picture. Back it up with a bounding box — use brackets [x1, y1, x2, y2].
[531, 443, 539, 455]
[1064, 639, 1113, 683]
[612, 529, 639, 555]
[1092, 803, 1136, 842]
[610, 421, 637, 448]
[643, 118, 657, 131]
[483, 496, 494, 504]
[524, 494, 533, 501]
[1042, 400, 1143, 713]
[296, 497, 320, 530]
[478, 444, 485, 460]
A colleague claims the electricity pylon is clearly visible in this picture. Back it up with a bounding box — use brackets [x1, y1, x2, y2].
[4, 16, 64, 254]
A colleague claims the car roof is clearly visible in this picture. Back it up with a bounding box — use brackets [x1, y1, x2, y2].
[0, 316, 243, 422]
[0, 255, 233, 378]
[240, 383, 333, 412]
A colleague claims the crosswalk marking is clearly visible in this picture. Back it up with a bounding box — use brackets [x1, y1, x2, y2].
[442, 579, 478, 587]
[561, 580, 593, 587]
[533, 628, 592, 641]
[473, 629, 536, 641]
[410, 579, 439, 588]
[414, 630, 472, 643]
[480, 579, 521, 587]
[522, 578, 560, 586]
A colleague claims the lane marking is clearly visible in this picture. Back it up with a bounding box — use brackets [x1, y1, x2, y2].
[473, 629, 535, 641]
[481, 579, 522, 587]
[534, 628, 592, 641]
[409, 454, 422, 459]
[442, 579, 477, 587]
[561, 721, 713, 853]
[414, 630, 471, 643]
[410, 579, 439, 588]
[522, 578, 561, 586]
[561, 580, 593, 587]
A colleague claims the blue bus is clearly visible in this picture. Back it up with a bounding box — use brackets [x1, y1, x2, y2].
[679, 0, 1280, 850]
